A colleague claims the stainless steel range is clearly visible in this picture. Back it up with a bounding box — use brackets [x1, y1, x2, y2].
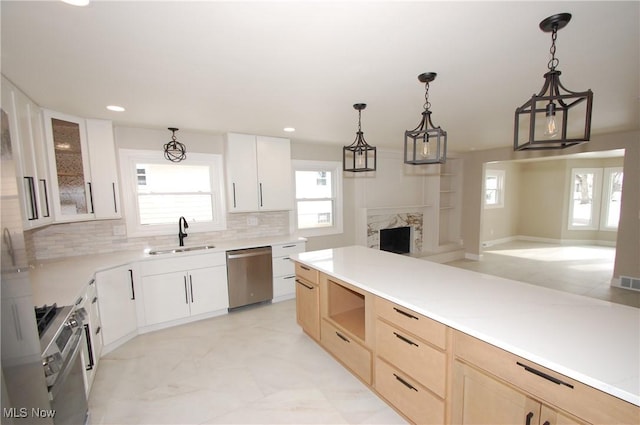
[36, 304, 88, 425]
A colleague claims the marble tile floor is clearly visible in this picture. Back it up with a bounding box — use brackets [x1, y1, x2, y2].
[88, 300, 405, 425]
[445, 240, 640, 309]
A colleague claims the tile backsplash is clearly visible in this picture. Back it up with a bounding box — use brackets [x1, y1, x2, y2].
[26, 211, 290, 261]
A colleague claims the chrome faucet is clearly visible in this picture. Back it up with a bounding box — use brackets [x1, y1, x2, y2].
[178, 216, 189, 247]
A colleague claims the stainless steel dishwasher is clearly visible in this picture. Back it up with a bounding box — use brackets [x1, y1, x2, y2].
[226, 246, 273, 310]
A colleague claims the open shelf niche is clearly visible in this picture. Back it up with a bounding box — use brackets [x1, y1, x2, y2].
[327, 278, 366, 341]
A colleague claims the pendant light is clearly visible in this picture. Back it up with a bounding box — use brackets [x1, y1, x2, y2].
[343, 103, 376, 172]
[404, 72, 447, 164]
[514, 13, 593, 151]
[164, 127, 186, 162]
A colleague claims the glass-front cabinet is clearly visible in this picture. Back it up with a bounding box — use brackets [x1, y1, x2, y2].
[43, 110, 94, 222]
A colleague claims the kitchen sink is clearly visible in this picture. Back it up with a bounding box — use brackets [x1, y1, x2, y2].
[148, 245, 216, 255]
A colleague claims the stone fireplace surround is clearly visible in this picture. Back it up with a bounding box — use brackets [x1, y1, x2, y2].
[366, 207, 425, 254]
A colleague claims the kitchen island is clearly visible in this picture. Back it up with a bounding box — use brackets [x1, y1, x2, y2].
[291, 245, 639, 424]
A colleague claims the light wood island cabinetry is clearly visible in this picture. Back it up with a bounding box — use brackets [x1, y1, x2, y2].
[320, 274, 374, 385]
[374, 297, 450, 424]
[295, 263, 320, 341]
[452, 331, 639, 425]
[292, 255, 640, 425]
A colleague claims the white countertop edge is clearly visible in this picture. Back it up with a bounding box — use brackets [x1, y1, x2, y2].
[290, 249, 640, 407]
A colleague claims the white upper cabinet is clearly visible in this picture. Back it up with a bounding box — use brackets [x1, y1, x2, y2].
[225, 133, 292, 212]
[86, 119, 120, 219]
[1, 76, 53, 229]
[43, 110, 121, 222]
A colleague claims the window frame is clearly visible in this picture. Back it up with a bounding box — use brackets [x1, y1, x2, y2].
[290, 160, 343, 237]
[119, 149, 226, 238]
[600, 167, 623, 231]
[484, 169, 505, 209]
[568, 167, 603, 231]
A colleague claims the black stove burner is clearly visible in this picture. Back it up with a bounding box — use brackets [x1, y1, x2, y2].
[35, 303, 58, 337]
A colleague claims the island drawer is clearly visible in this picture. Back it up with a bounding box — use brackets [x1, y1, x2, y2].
[321, 319, 371, 385]
[453, 330, 639, 425]
[375, 358, 444, 424]
[375, 297, 446, 350]
[295, 262, 318, 284]
[376, 319, 446, 398]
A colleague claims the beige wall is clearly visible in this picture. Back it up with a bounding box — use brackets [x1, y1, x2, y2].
[461, 130, 640, 280]
[482, 162, 520, 242]
[517, 160, 566, 240]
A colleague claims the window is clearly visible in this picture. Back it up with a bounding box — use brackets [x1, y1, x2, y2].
[484, 169, 505, 209]
[568, 168, 602, 229]
[601, 167, 623, 230]
[568, 167, 622, 231]
[119, 149, 226, 237]
[291, 160, 343, 236]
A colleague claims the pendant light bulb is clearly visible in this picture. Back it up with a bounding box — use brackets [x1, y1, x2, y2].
[544, 102, 559, 138]
[356, 150, 365, 168]
[421, 136, 430, 158]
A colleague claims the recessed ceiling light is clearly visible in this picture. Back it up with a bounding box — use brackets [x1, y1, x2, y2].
[61, 0, 90, 6]
[283, 127, 295, 132]
[106, 105, 125, 112]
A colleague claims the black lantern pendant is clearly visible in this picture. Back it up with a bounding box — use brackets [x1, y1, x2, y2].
[514, 13, 593, 151]
[343, 103, 376, 172]
[404, 72, 447, 164]
[164, 127, 186, 162]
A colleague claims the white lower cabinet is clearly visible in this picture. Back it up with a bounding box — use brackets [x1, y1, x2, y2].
[141, 266, 228, 326]
[79, 279, 102, 396]
[271, 241, 306, 301]
[95, 265, 138, 352]
[139, 252, 228, 329]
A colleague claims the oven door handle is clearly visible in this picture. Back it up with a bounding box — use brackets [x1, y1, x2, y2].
[48, 327, 83, 401]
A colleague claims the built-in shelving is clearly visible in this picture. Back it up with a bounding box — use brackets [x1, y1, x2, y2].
[327, 278, 366, 341]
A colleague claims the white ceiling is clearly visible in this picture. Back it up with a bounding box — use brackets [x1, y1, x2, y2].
[1, 1, 638, 153]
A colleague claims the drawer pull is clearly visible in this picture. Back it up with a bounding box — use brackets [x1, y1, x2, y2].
[525, 412, 534, 425]
[393, 331, 419, 347]
[282, 244, 296, 248]
[393, 307, 418, 320]
[516, 362, 574, 389]
[300, 265, 311, 271]
[335, 331, 350, 343]
[393, 373, 418, 392]
[296, 279, 314, 290]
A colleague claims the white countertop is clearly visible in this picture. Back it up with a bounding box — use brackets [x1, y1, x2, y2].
[29, 235, 306, 307]
[291, 245, 640, 407]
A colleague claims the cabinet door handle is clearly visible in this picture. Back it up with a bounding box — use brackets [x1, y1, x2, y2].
[295, 279, 313, 290]
[282, 244, 296, 249]
[300, 265, 310, 271]
[112, 182, 118, 213]
[525, 412, 534, 425]
[393, 307, 419, 321]
[87, 182, 95, 213]
[335, 331, 350, 343]
[92, 297, 98, 304]
[283, 275, 295, 280]
[232, 183, 237, 208]
[259, 182, 263, 207]
[393, 331, 419, 347]
[189, 275, 194, 303]
[83, 324, 95, 371]
[39, 179, 50, 218]
[184, 276, 189, 304]
[24, 176, 38, 220]
[516, 362, 574, 388]
[128, 269, 135, 300]
[95, 326, 101, 335]
[75, 297, 83, 306]
[393, 373, 418, 392]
